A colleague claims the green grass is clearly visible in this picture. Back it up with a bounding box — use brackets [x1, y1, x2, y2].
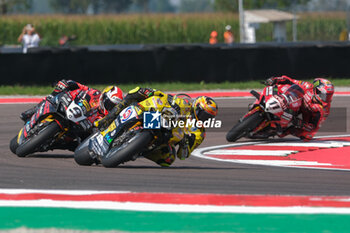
[0, 79, 349, 95]
[2, 207, 350, 233]
[0, 81, 265, 95]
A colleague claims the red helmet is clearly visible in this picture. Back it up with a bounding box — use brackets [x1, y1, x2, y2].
[313, 78, 334, 105]
[100, 86, 123, 115]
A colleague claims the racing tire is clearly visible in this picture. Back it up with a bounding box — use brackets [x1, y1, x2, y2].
[74, 136, 95, 166]
[226, 111, 264, 142]
[101, 131, 153, 168]
[9, 136, 19, 155]
[15, 122, 61, 157]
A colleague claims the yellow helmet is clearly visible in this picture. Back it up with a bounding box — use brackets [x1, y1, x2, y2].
[193, 96, 218, 121]
[171, 94, 192, 116]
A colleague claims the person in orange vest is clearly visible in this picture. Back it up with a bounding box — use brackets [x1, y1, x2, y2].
[224, 25, 234, 44]
[209, 30, 218, 44]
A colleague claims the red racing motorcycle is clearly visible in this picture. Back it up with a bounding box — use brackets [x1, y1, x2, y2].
[226, 83, 304, 142]
[10, 90, 98, 157]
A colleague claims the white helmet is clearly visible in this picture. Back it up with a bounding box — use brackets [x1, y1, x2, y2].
[225, 25, 231, 31]
[100, 86, 123, 115]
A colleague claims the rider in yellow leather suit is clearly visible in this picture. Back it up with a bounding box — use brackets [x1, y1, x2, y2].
[95, 87, 218, 167]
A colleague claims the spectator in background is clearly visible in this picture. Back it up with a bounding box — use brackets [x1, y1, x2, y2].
[209, 30, 218, 45]
[224, 25, 234, 45]
[17, 24, 41, 53]
[339, 29, 349, 41]
[59, 35, 77, 46]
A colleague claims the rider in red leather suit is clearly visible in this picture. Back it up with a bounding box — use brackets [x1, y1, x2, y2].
[20, 80, 123, 132]
[265, 75, 334, 141]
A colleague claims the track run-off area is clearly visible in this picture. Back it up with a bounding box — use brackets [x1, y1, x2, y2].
[1, 91, 350, 232]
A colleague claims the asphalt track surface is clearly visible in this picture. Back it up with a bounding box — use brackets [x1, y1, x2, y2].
[1, 96, 350, 196]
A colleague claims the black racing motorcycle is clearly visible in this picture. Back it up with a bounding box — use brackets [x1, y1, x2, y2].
[10, 90, 96, 157]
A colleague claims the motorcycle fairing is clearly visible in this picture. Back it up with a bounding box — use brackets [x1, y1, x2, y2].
[89, 105, 142, 156]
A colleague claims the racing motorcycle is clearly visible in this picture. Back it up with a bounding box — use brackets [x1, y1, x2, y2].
[10, 90, 96, 157]
[74, 94, 192, 168]
[226, 83, 304, 142]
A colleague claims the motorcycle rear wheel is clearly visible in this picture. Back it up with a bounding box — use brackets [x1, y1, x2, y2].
[226, 111, 264, 142]
[15, 122, 61, 157]
[101, 130, 153, 168]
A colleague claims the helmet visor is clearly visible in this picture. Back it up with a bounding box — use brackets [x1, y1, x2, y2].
[102, 93, 116, 111]
[316, 88, 333, 103]
[195, 106, 214, 121]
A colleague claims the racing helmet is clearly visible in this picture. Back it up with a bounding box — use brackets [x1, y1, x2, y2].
[312, 78, 334, 105]
[99, 86, 123, 114]
[193, 96, 218, 121]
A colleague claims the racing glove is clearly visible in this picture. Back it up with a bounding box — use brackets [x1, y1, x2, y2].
[177, 136, 190, 160]
[94, 114, 114, 130]
[53, 80, 80, 95]
[53, 80, 69, 93]
[264, 77, 277, 86]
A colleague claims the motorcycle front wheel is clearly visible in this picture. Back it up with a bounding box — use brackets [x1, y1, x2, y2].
[101, 130, 153, 168]
[74, 134, 96, 166]
[15, 122, 61, 157]
[226, 111, 264, 142]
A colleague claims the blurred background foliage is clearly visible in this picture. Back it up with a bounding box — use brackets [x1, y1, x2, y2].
[0, 12, 346, 45]
[1, 0, 350, 15]
[0, 0, 348, 45]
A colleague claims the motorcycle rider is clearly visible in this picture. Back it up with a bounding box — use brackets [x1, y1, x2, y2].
[95, 87, 218, 167]
[20, 79, 123, 124]
[19, 80, 123, 152]
[265, 75, 334, 141]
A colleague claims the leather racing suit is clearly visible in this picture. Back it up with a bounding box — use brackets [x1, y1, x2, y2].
[20, 79, 105, 132]
[268, 75, 330, 141]
[96, 87, 205, 167]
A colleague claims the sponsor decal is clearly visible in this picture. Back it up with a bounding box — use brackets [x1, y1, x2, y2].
[157, 98, 163, 105]
[120, 106, 138, 123]
[82, 99, 91, 112]
[123, 108, 132, 119]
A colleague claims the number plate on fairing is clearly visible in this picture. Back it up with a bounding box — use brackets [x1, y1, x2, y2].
[66, 101, 87, 122]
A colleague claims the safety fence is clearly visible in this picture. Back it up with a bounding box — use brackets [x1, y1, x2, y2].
[1, 42, 350, 85]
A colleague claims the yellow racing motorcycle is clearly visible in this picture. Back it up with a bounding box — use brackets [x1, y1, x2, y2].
[74, 94, 192, 167]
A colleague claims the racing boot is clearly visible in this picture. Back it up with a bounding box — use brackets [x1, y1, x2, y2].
[20, 100, 45, 123]
[20, 106, 37, 123]
[144, 144, 176, 167]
